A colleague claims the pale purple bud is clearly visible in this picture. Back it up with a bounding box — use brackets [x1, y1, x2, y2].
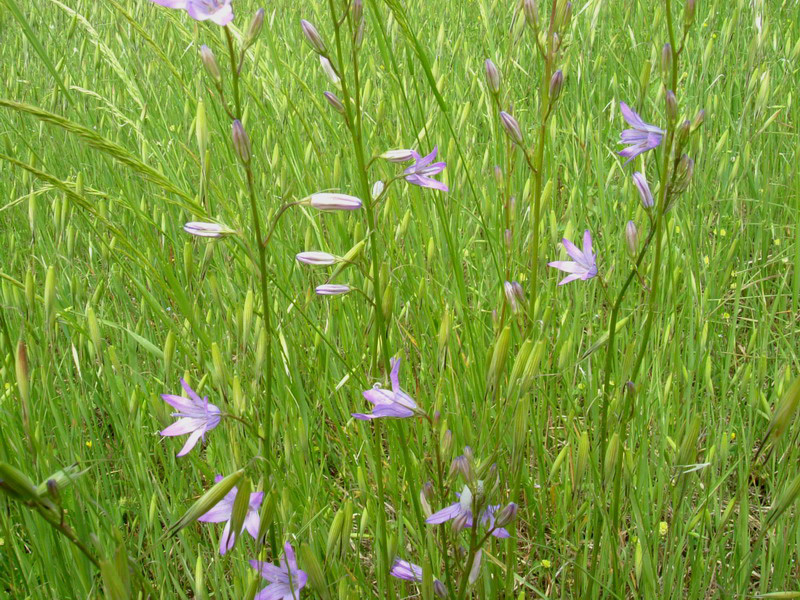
[684, 0, 696, 26]
[231, 120, 251, 164]
[440, 429, 453, 456]
[296, 251, 337, 265]
[484, 59, 501, 95]
[308, 193, 362, 211]
[184, 222, 236, 238]
[450, 455, 471, 480]
[504, 228, 512, 248]
[625, 221, 639, 256]
[676, 119, 691, 148]
[371, 180, 385, 200]
[493, 165, 503, 186]
[495, 502, 518, 528]
[200, 45, 221, 84]
[665, 90, 677, 123]
[632, 172, 654, 209]
[661, 43, 673, 82]
[452, 511, 470, 533]
[523, 0, 538, 28]
[468, 550, 482, 584]
[352, 0, 363, 24]
[673, 154, 694, 193]
[245, 8, 265, 46]
[504, 281, 518, 313]
[323, 91, 345, 114]
[433, 580, 448, 599]
[300, 19, 326, 54]
[315, 284, 351, 296]
[563, 2, 572, 29]
[692, 109, 705, 131]
[499, 111, 523, 145]
[549, 69, 564, 103]
[319, 56, 339, 84]
[380, 149, 416, 162]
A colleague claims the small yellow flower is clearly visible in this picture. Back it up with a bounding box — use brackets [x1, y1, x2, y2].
[541, 559, 551, 569]
[730, 432, 736, 441]
[723, 312, 730, 320]
[704, 256, 709, 266]
[675, 225, 681, 234]
[86, 440, 92, 448]
[774, 239, 781, 246]
[577, 382, 585, 390]
[659, 521, 669, 536]
[720, 229, 727, 237]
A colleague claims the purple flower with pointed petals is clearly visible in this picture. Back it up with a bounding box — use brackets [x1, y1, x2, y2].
[404, 147, 449, 192]
[197, 475, 264, 555]
[250, 543, 307, 600]
[148, 0, 233, 25]
[352, 357, 419, 420]
[426, 486, 510, 538]
[160, 379, 221, 457]
[390, 559, 423, 582]
[547, 230, 598, 285]
[618, 101, 664, 164]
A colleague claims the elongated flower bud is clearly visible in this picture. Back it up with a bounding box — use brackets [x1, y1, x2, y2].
[319, 56, 339, 84]
[523, 0, 538, 28]
[673, 154, 694, 193]
[380, 149, 416, 162]
[549, 69, 564, 103]
[371, 180, 385, 200]
[499, 111, 524, 145]
[661, 43, 673, 83]
[315, 284, 351, 296]
[245, 8, 265, 47]
[676, 119, 691, 150]
[625, 220, 639, 256]
[495, 502, 518, 528]
[504, 281, 519, 313]
[231, 120, 251, 164]
[692, 109, 705, 132]
[433, 580, 448, 599]
[184, 222, 235, 238]
[632, 172, 654, 209]
[200, 45, 221, 84]
[665, 90, 677, 123]
[449, 455, 471, 480]
[440, 429, 453, 457]
[484, 59, 501, 95]
[352, 0, 363, 25]
[308, 193, 362, 211]
[684, 0, 696, 27]
[323, 91, 345, 114]
[296, 251, 337, 265]
[300, 19, 326, 54]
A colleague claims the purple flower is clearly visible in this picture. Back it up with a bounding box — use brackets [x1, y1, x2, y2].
[149, 0, 234, 25]
[315, 284, 351, 296]
[353, 357, 419, 420]
[632, 171, 654, 208]
[250, 542, 307, 600]
[426, 486, 510, 538]
[197, 475, 264, 555]
[618, 101, 664, 163]
[390, 559, 423, 582]
[547, 230, 598, 285]
[160, 379, 221, 456]
[404, 147, 448, 192]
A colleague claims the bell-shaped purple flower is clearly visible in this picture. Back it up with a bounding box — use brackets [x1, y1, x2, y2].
[160, 379, 221, 456]
[197, 475, 264, 555]
[352, 357, 419, 420]
[250, 542, 308, 600]
[426, 486, 510, 538]
[547, 230, 598, 285]
[618, 101, 664, 163]
[404, 147, 448, 192]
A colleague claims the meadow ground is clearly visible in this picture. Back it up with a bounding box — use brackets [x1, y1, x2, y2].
[1, 0, 800, 598]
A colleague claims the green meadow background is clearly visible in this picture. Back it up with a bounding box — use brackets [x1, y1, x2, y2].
[1, 0, 799, 598]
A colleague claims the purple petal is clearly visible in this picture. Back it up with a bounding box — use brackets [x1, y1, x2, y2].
[426, 503, 463, 524]
[219, 520, 236, 555]
[254, 583, 292, 600]
[406, 174, 449, 192]
[547, 260, 583, 274]
[160, 417, 204, 437]
[186, 0, 234, 25]
[179, 378, 203, 405]
[582, 230, 593, 259]
[492, 527, 510, 538]
[176, 428, 205, 456]
[197, 498, 234, 523]
[284, 542, 298, 572]
[244, 511, 261, 539]
[351, 412, 376, 420]
[415, 146, 438, 169]
[561, 238, 585, 263]
[389, 357, 401, 393]
[250, 560, 289, 584]
[620, 101, 646, 129]
[557, 273, 583, 286]
[160, 394, 196, 413]
[371, 404, 414, 418]
[149, 0, 188, 7]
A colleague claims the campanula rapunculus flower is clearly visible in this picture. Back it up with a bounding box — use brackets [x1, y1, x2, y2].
[149, 0, 234, 26]
[315, 284, 351, 296]
[618, 101, 664, 163]
[160, 379, 221, 456]
[184, 222, 235, 238]
[390, 559, 448, 598]
[198, 475, 264, 555]
[296, 251, 336, 265]
[547, 230, 598, 285]
[404, 147, 448, 192]
[632, 171, 654, 208]
[353, 357, 419, 420]
[250, 542, 307, 600]
[426, 486, 511, 538]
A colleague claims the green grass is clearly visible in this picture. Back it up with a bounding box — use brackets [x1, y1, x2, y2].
[1, 0, 799, 598]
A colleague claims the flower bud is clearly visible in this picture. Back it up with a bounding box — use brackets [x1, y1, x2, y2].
[676, 119, 691, 149]
[484, 59, 501, 95]
[245, 8, 265, 47]
[499, 111, 524, 145]
[184, 222, 236, 238]
[231, 120, 251, 164]
[433, 580, 448, 599]
[504, 281, 519, 313]
[495, 502, 518, 528]
[371, 180, 385, 200]
[380, 149, 416, 162]
[440, 429, 453, 457]
[323, 91, 345, 114]
[563, 2, 572, 29]
[449, 455, 471, 480]
[524, 0, 538, 28]
[504, 228, 512, 248]
[549, 69, 564, 103]
[308, 193, 362, 211]
[625, 220, 639, 257]
[632, 171, 654, 209]
[296, 251, 337, 265]
[200, 45, 221, 85]
[691, 109, 705, 132]
[352, 0, 363, 25]
[661, 43, 673, 83]
[315, 284, 351, 296]
[665, 90, 677, 123]
[673, 154, 694, 193]
[684, 0, 696, 27]
[452, 510, 470, 533]
[319, 56, 340, 84]
[300, 19, 326, 54]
